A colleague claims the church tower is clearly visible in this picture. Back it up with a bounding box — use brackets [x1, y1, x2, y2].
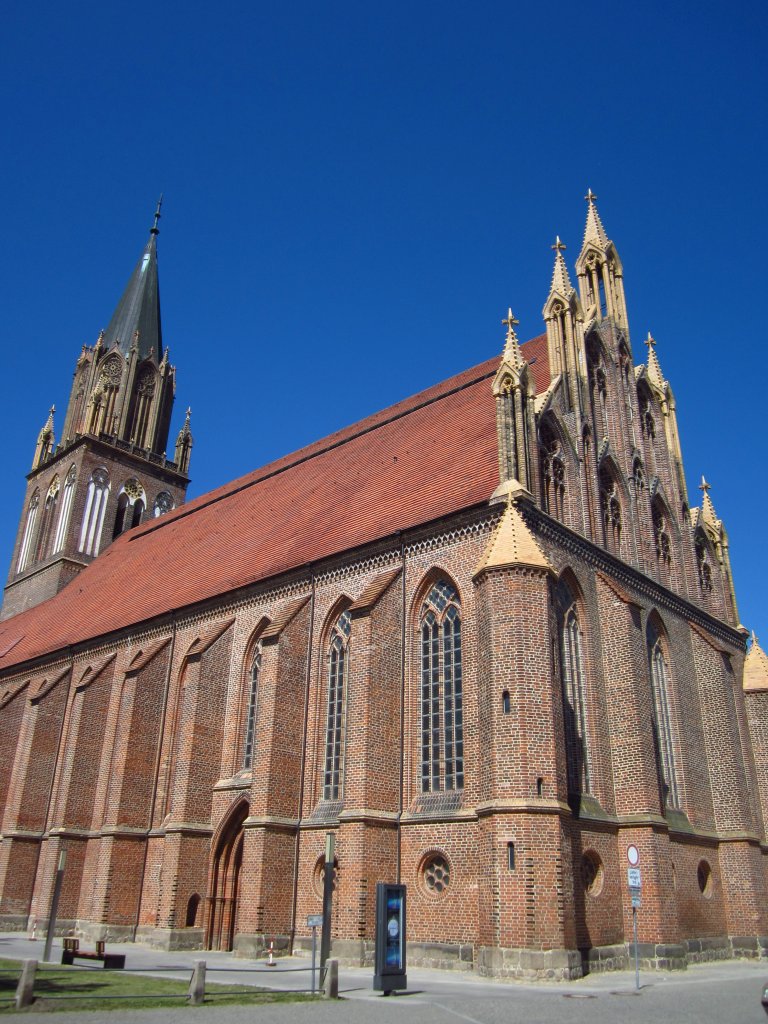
[2, 202, 191, 620]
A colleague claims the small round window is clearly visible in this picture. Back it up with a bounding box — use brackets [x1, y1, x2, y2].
[423, 854, 451, 895]
[581, 851, 604, 897]
[697, 860, 713, 899]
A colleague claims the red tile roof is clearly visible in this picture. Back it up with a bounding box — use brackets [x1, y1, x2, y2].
[0, 336, 549, 672]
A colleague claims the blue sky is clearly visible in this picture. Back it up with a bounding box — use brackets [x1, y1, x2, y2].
[1, 2, 766, 639]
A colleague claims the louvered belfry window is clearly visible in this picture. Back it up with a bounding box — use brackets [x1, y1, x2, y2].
[420, 580, 464, 793]
[323, 610, 351, 800]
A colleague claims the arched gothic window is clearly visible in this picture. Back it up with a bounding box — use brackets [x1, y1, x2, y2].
[323, 610, 351, 800]
[242, 643, 261, 770]
[652, 500, 672, 568]
[35, 477, 60, 562]
[52, 465, 76, 554]
[557, 580, 590, 796]
[78, 468, 110, 555]
[113, 478, 146, 539]
[420, 580, 464, 793]
[632, 458, 645, 496]
[540, 421, 565, 519]
[695, 534, 713, 593]
[638, 388, 656, 440]
[17, 490, 40, 572]
[647, 621, 679, 810]
[599, 465, 622, 553]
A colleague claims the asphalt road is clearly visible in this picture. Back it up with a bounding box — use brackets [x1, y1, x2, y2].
[1, 932, 766, 1023]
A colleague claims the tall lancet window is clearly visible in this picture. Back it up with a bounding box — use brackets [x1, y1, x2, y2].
[52, 466, 76, 554]
[323, 610, 351, 800]
[647, 620, 679, 810]
[17, 490, 40, 572]
[420, 579, 464, 793]
[78, 467, 110, 556]
[558, 579, 590, 797]
[242, 643, 262, 771]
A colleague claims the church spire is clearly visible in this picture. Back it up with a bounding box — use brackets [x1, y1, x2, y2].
[101, 200, 164, 363]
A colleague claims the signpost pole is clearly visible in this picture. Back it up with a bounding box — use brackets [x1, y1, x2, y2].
[633, 905, 640, 991]
[320, 833, 335, 985]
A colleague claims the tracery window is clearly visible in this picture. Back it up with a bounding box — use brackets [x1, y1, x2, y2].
[323, 610, 351, 800]
[647, 621, 679, 809]
[557, 580, 590, 796]
[540, 421, 565, 519]
[52, 465, 76, 554]
[599, 465, 622, 553]
[420, 579, 464, 793]
[17, 490, 40, 572]
[242, 643, 261, 770]
[78, 468, 110, 555]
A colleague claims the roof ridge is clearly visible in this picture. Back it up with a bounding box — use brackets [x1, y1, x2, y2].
[131, 338, 544, 544]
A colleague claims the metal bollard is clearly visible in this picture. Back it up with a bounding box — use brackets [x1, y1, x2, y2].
[15, 959, 37, 1009]
[323, 958, 339, 999]
[188, 959, 206, 1005]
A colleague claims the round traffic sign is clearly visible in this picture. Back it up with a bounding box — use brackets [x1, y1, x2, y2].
[627, 845, 639, 866]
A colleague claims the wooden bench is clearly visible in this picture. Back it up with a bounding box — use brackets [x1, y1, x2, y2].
[61, 937, 126, 969]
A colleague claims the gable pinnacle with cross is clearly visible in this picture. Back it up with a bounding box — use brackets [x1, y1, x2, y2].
[552, 236, 566, 254]
[502, 308, 519, 340]
[645, 332, 656, 350]
[585, 188, 597, 205]
[699, 476, 711, 496]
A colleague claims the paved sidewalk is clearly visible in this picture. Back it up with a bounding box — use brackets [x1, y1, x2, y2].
[2, 932, 766, 1023]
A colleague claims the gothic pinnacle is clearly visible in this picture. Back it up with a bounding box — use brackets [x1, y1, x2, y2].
[645, 331, 665, 390]
[699, 475, 719, 530]
[500, 308, 525, 371]
[582, 187, 608, 248]
[549, 236, 573, 296]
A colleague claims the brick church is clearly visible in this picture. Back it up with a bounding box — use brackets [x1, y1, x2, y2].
[1, 194, 766, 979]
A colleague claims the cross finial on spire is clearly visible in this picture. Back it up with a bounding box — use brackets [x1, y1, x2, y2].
[502, 307, 519, 341]
[699, 476, 711, 496]
[645, 332, 656, 350]
[151, 195, 163, 235]
[585, 188, 597, 205]
[552, 236, 566, 254]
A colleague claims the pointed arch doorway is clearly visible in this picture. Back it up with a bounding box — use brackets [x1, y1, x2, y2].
[206, 800, 248, 951]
